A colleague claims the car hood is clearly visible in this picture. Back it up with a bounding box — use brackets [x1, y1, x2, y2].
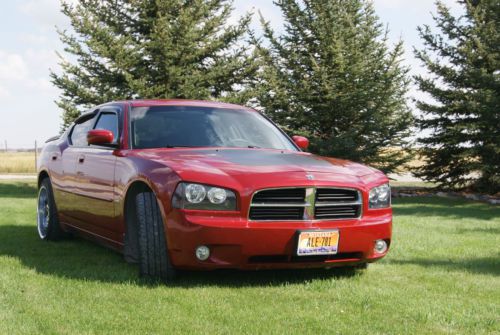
[132, 148, 385, 190]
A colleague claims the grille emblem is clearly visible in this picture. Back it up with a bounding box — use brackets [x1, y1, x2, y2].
[304, 187, 316, 220]
[306, 174, 315, 180]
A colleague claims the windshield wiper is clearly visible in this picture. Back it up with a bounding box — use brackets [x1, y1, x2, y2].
[247, 145, 260, 149]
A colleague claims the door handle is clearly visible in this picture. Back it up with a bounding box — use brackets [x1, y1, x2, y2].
[78, 155, 85, 164]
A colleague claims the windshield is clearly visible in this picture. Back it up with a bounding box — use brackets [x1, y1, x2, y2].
[130, 106, 297, 151]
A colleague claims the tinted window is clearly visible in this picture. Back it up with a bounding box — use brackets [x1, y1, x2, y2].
[94, 112, 119, 143]
[70, 116, 95, 147]
[130, 106, 297, 150]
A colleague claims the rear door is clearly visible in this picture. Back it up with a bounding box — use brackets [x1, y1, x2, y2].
[71, 107, 121, 240]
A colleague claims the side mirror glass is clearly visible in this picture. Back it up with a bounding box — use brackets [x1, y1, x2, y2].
[292, 135, 309, 150]
[87, 129, 114, 146]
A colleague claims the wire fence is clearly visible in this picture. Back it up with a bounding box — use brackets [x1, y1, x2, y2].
[0, 141, 40, 174]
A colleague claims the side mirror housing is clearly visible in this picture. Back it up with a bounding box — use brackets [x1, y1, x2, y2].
[292, 135, 309, 150]
[87, 129, 114, 146]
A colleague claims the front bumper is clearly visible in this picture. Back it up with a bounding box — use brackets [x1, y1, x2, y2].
[166, 211, 392, 270]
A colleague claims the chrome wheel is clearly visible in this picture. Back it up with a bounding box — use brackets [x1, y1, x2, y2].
[37, 186, 50, 239]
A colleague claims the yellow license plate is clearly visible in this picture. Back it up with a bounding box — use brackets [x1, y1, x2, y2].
[297, 230, 339, 256]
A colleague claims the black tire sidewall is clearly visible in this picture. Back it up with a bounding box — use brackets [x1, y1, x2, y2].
[136, 191, 176, 281]
[38, 178, 63, 240]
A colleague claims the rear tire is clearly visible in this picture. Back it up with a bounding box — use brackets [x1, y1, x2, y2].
[135, 191, 176, 282]
[37, 178, 65, 240]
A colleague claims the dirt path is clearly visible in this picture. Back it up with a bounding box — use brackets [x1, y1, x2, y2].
[0, 174, 37, 180]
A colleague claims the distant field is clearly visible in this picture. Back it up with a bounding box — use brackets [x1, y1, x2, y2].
[0, 152, 37, 174]
[389, 181, 436, 188]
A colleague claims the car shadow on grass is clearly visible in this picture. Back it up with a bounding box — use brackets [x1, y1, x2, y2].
[0, 182, 37, 199]
[0, 224, 360, 287]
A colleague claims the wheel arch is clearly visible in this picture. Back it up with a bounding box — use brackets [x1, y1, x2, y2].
[37, 170, 50, 188]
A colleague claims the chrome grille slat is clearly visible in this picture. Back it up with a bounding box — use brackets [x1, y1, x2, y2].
[317, 196, 355, 200]
[316, 212, 356, 216]
[249, 187, 362, 221]
[251, 202, 309, 207]
[315, 201, 361, 207]
[255, 197, 305, 201]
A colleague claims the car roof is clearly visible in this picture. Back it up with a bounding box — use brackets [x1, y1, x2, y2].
[112, 99, 254, 111]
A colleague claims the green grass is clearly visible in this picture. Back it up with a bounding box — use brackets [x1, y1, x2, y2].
[0, 181, 498, 334]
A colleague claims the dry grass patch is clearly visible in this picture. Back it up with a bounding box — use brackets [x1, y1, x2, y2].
[0, 152, 37, 174]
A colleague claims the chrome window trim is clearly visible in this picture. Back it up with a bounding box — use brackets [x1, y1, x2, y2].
[249, 186, 363, 222]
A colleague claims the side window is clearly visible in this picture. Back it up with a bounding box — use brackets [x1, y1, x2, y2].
[94, 112, 119, 143]
[70, 116, 96, 147]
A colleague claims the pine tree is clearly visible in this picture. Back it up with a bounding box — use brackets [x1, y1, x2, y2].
[51, 0, 257, 129]
[253, 0, 413, 173]
[414, 0, 499, 193]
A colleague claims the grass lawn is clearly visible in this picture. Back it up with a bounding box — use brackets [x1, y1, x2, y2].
[0, 181, 498, 334]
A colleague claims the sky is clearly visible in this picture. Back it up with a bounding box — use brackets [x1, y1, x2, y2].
[0, 0, 464, 149]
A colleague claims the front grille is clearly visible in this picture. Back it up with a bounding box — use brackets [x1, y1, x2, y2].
[249, 187, 362, 221]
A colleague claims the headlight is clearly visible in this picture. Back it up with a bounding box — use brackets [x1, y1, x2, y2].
[369, 183, 391, 209]
[172, 182, 237, 210]
[185, 184, 206, 203]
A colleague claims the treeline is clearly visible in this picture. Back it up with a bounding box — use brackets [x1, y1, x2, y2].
[51, 0, 499, 194]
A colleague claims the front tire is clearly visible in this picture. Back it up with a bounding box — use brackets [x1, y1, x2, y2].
[136, 191, 176, 281]
[37, 178, 65, 240]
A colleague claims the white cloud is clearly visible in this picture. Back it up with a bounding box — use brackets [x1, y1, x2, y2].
[0, 49, 56, 92]
[0, 51, 29, 80]
[24, 48, 59, 71]
[19, 33, 50, 45]
[18, 0, 73, 29]
[27, 77, 55, 92]
[0, 86, 10, 99]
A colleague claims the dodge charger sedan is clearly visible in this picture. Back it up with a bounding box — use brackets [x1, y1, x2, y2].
[37, 99, 391, 281]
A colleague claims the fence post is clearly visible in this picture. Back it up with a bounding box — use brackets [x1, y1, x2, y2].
[35, 140, 38, 172]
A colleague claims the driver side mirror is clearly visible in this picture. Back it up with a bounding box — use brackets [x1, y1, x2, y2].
[292, 135, 309, 150]
[87, 129, 115, 146]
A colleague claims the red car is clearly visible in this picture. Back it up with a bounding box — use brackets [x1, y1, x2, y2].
[37, 100, 391, 281]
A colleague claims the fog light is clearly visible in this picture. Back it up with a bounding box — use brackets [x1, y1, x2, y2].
[195, 245, 210, 261]
[374, 240, 388, 254]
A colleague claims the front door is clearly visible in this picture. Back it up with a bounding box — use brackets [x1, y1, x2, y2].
[71, 108, 121, 240]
